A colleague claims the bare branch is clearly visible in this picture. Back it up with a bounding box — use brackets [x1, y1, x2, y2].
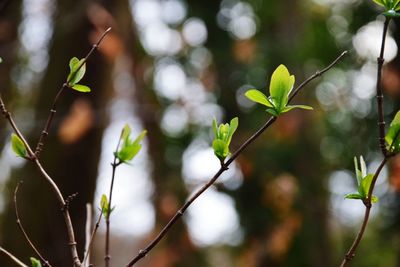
[0, 246, 28, 267]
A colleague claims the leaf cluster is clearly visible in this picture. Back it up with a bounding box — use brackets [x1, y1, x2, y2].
[385, 110, 400, 152]
[100, 194, 113, 218]
[245, 65, 312, 117]
[115, 124, 147, 163]
[212, 117, 238, 162]
[373, 0, 400, 16]
[30, 257, 41, 267]
[67, 57, 91, 93]
[345, 156, 378, 203]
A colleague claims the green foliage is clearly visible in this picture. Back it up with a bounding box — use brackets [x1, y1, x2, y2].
[245, 65, 312, 117]
[11, 134, 27, 158]
[67, 57, 91, 93]
[372, 0, 400, 16]
[115, 124, 147, 163]
[345, 156, 379, 203]
[100, 194, 111, 218]
[30, 257, 42, 267]
[212, 117, 238, 162]
[385, 110, 400, 152]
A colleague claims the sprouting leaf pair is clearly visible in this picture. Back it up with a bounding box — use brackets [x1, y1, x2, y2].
[345, 156, 378, 203]
[372, 0, 400, 16]
[67, 57, 91, 93]
[245, 65, 312, 117]
[212, 117, 238, 162]
[115, 124, 147, 163]
[31, 257, 42, 267]
[100, 194, 114, 218]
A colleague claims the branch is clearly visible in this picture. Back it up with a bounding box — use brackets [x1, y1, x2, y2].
[376, 17, 391, 156]
[0, 246, 28, 267]
[34, 27, 112, 157]
[14, 182, 52, 267]
[0, 96, 82, 267]
[105, 136, 123, 267]
[125, 51, 348, 267]
[82, 204, 103, 267]
[339, 157, 387, 267]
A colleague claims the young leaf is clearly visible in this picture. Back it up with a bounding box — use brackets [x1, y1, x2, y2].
[100, 194, 109, 218]
[345, 193, 363, 200]
[281, 105, 313, 113]
[360, 174, 374, 198]
[30, 257, 42, 267]
[116, 129, 147, 163]
[71, 84, 91, 93]
[67, 57, 86, 86]
[212, 139, 228, 159]
[385, 110, 400, 152]
[11, 134, 27, 158]
[245, 89, 273, 107]
[227, 117, 239, 145]
[269, 64, 295, 112]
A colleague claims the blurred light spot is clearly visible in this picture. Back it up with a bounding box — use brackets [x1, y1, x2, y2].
[189, 47, 212, 71]
[182, 18, 208, 47]
[352, 63, 376, 100]
[236, 84, 257, 110]
[132, 0, 161, 27]
[186, 188, 243, 246]
[229, 15, 256, 40]
[161, 0, 187, 25]
[142, 23, 182, 56]
[190, 103, 223, 127]
[182, 139, 243, 190]
[154, 60, 186, 100]
[353, 21, 397, 62]
[161, 104, 189, 137]
[350, 97, 371, 118]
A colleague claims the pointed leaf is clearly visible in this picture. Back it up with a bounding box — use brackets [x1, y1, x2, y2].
[30, 257, 42, 267]
[385, 110, 400, 152]
[281, 105, 313, 113]
[372, 0, 385, 6]
[11, 134, 27, 158]
[212, 118, 218, 139]
[100, 194, 109, 218]
[67, 57, 86, 86]
[133, 130, 147, 145]
[226, 117, 238, 145]
[345, 193, 363, 200]
[360, 174, 374, 198]
[121, 124, 132, 142]
[71, 84, 91, 93]
[245, 89, 274, 107]
[212, 139, 228, 159]
[354, 157, 362, 186]
[269, 65, 295, 112]
[360, 156, 367, 178]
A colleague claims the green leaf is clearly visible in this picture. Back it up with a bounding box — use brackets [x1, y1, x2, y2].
[266, 108, 279, 117]
[226, 117, 238, 145]
[100, 194, 109, 217]
[269, 65, 295, 112]
[345, 193, 363, 200]
[116, 129, 147, 162]
[359, 156, 367, 178]
[245, 89, 273, 108]
[212, 139, 228, 159]
[281, 105, 313, 113]
[67, 57, 86, 86]
[372, 0, 385, 7]
[386, 111, 400, 152]
[384, 9, 400, 17]
[71, 84, 91, 93]
[354, 157, 362, 185]
[11, 134, 27, 158]
[371, 195, 379, 203]
[360, 174, 374, 198]
[30, 257, 42, 267]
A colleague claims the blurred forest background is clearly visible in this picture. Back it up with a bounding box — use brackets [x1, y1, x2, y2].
[1, 0, 400, 266]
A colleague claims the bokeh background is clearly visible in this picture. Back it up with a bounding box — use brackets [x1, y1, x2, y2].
[1, 0, 400, 266]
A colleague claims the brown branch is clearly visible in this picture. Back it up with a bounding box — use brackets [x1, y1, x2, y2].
[0, 246, 28, 267]
[82, 204, 103, 267]
[0, 96, 82, 267]
[34, 27, 112, 157]
[339, 157, 387, 267]
[14, 181, 52, 267]
[105, 135, 123, 267]
[376, 17, 391, 156]
[125, 51, 348, 267]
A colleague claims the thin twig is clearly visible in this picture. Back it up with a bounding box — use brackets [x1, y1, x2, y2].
[14, 181, 52, 267]
[376, 17, 391, 156]
[0, 95, 82, 267]
[339, 157, 387, 267]
[83, 204, 92, 267]
[105, 135, 123, 267]
[34, 27, 112, 157]
[83, 204, 103, 267]
[125, 51, 348, 267]
[0, 246, 28, 267]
